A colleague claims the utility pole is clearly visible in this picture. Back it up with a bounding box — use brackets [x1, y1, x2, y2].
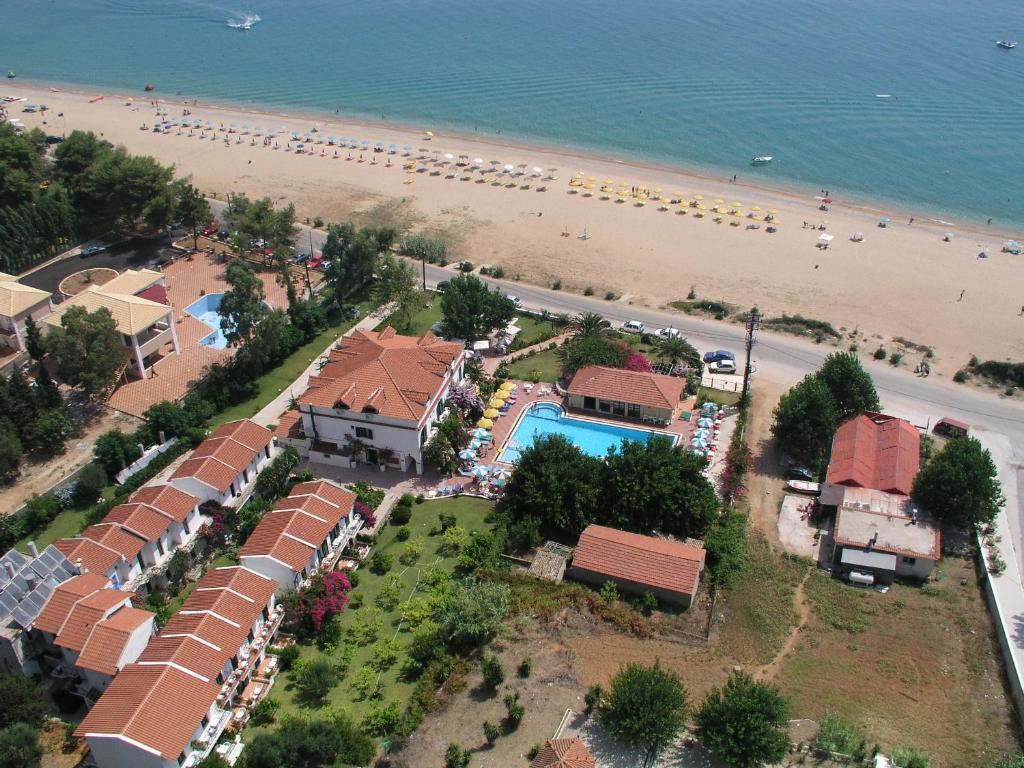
[741, 306, 761, 406]
[304, 230, 314, 299]
[421, 254, 427, 291]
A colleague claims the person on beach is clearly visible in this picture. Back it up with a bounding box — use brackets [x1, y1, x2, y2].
[958, 289, 965, 301]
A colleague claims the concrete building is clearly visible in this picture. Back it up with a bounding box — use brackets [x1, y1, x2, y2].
[77, 566, 282, 768]
[239, 479, 361, 595]
[296, 327, 466, 473]
[566, 365, 685, 425]
[569, 524, 706, 608]
[0, 271, 52, 355]
[42, 269, 178, 380]
[169, 420, 275, 506]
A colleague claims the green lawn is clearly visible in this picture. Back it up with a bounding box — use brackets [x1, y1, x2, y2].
[212, 301, 375, 426]
[377, 292, 442, 337]
[696, 386, 742, 407]
[17, 508, 89, 551]
[511, 315, 561, 349]
[263, 496, 494, 724]
[504, 348, 562, 383]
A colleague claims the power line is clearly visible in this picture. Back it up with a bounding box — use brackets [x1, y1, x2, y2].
[741, 307, 761, 405]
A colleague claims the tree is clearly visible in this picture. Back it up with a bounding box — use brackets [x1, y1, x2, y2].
[22, 316, 44, 361]
[659, 335, 701, 370]
[600, 437, 719, 539]
[52, 130, 106, 192]
[440, 274, 515, 341]
[912, 437, 1003, 530]
[242, 712, 374, 768]
[143, 400, 195, 440]
[73, 462, 107, 506]
[600, 661, 689, 768]
[219, 258, 267, 346]
[174, 181, 212, 250]
[373, 252, 418, 329]
[93, 428, 142, 475]
[497, 434, 602, 549]
[323, 224, 388, 302]
[556, 333, 629, 377]
[79, 147, 174, 231]
[0, 674, 46, 729]
[481, 653, 506, 690]
[295, 658, 336, 702]
[771, 374, 838, 471]
[436, 579, 511, 650]
[0, 422, 21, 481]
[0, 722, 42, 768]
[34, 366, 61, 409]
[695, 672, 790, 768]
[25, 409, 72, 457]
[567, 311, 611, 339]
[47, 306, 126, 396]
[815, 352, 880, 419]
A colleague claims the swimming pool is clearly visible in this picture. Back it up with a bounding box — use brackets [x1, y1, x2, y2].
[499, 402, 674, 463]
[184, 293, 230, 349]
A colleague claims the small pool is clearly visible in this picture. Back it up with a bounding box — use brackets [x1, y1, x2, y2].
[499, 402, 674, 463]
[185, 293, 230, 349]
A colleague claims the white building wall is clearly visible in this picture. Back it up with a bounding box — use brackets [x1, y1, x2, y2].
[239, 555, 301, 597]
[84, 735, 175, 768]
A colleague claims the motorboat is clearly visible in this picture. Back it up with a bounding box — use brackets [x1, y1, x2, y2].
[785, 479, 820, 495]
[997, 40, 1017, 49]
[751, 156, 773, 165]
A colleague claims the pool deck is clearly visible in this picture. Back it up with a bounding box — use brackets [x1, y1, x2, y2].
[106, 251, 291, 417]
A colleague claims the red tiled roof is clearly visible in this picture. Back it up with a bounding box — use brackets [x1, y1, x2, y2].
[209, 419, 273, 452]
[287, 479, 356, 511]
[170, 455, 239, 494]
[137, 634, 227, 681]
[568, 365, 684, 410]
[826, 413, 920, 496]
[103, 503, 173, 543]
[299, 328, 462, 421]
[81, 523, 148, 562]
[135, 284, 167, 305]
[55, 588, 134, 652]
[572, 524, 705, 598]
[33, 573, 110, 635]
[273, 408, 304, 440]
[530, 737, 596, 768]
[53, 538, 124, 579]
[76, 607, 154, 676]
[76, 664, 220, 760]
[129, 484, 198, 524]
[170, 419, 271, 493]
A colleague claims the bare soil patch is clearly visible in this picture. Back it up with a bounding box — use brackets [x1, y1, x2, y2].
[58, 267, 118, 297]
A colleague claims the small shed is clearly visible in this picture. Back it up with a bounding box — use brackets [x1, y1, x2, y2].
[530, 736, 595, 768]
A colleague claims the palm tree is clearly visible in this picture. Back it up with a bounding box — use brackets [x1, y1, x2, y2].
[660, 336, 699, 370]
[568, 311, 611, 339]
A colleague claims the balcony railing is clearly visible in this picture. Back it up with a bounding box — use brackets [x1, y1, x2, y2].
[187, 704, 231, 763]
[215, 605, 285, 709]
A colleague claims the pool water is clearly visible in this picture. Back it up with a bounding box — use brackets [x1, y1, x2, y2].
[499, 402, 673, 463]
[185, 293, 230, 349]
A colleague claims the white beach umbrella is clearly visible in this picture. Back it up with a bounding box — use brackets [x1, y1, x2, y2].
[444, 153, 455, 161]
[532, 167, 543, 176]
[503, 164, 515, 172]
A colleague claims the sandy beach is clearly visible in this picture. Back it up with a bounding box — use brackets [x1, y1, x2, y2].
[7, 83, 1024, 368]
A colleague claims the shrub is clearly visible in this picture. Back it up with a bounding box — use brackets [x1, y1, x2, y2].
[518, 656, 532, 678]
[953, 369, 969, 383]
[527, 744, 541, 760]
[399, 537, 423, 566]
[600, 580, 619, 605]
[444, 744, 471, 768]
[459, 260, 474, 272]
[481, 654, 505, 690]
[873, 346, 887, 360]
[390, 504, 412, 525]
[552, 279, 562, 290]
[583, 286, 594, 296]
[640, 592, 659, 615]
[492, 266, 506, 279]
[396, 525, 411, 541]
[483, 720, 500, 745]
[346, 570, 360, 588]
[890, 352, 903, 366]
[585, 683, 605, 713]
[503, 691, 525, 729]
[370, 551, 393, 574]
[604, 291, 617, 301]
[249, 698, 279, 725]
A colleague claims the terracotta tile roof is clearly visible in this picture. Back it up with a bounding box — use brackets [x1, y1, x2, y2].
[129, 484, 198, 524]
[103, 503, 173, 543]
[826, 413, 920, 496]
[0, 274, 50, 317]
[76, 607, 154, 676]
[530, 737, 596, 768]
[273, 408, 304, 439]
[272, 493, 346, 522]
[160, 612, 244, 658]
[568, 365, 684, 410]
[170, 420, 272, 493]
[33, 573, 110, 635]
[287, 480, 356, 512]
[299, 328, 463, 422]
[196, 565, 278, 606]
[75, 664, 220, 760]
[55, 588, 135, 652]
[572, 524, 706, 598]
[42, 285, 171, 336]
[137, 634, 228, 681]
[81, 523, 148, 562]
[52, 538, 124, 580]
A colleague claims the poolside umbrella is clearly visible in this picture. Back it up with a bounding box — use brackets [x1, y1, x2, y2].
[458, 448, 477, 461]
[491, 475, 508, 488]
[471, 465, 491, 479]
[690, 437, 709, 448]
[750, 205, 761, 212]
[491, 389, 507, 401]
[404, 145, 413, 154]
[389, 143, 398, 152]
[483, 408, 500, 419]
[499, 381, 516, 391]
[444, 153, 455, 162]
[471, 428, 492, 440]
[476, 418, 493, 429]
[487, 398, 505, 409]
[362, 139, 370, 147]
[697, 417, 714, 428]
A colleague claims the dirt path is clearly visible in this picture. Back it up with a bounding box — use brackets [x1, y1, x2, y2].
[757, 571, 811, 681]
[742, 382, 787, 547]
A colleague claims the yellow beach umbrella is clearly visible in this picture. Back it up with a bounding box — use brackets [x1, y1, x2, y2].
[499, 381, 516, 391]
[714, 198, 724, 204]
[483, 408, 500, 419]
[693, 194, 704, 200]
[604, 178, 615, 185]
[750, 205, 761, 212]
[476, 418, 493, 429]
[492, 389, 507, 400]
[732, 201, 742, 208]
[768, 208, 778, 214]
[487, 399, 505, 409]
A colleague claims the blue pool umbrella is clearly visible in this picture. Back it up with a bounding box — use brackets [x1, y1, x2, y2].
[403, 145, 412, 154]
[362, 139, 370, 147]
[471, 465, 490, 479]
[696, 417, 714, 428]
[327, 135, 336, 144]
[253, 125, 262, 134]
[458, 449, 477, 461]
[388, 143, 397, 152]
[242, 124, 250, 132]
[469, 439, 483, 451]
[291, 131, 300, 140]
[375, 141, 385, 149]
[338, 136, 348, 145]
[471, 428, 492, 441]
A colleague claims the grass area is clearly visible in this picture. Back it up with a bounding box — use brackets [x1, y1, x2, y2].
[510, 315, 562, 349]
[696, 386, 742, 407]
[210, 551, 240, 568]
[761, 313, 841, 341]
[504, 348, 562, 383]
[669, 298, 734, 318]
[776, 556, 1018, 767]
[211, 302, 375, 426]
[263, 497, 494, 724]
[378, 292, 443, 337]
[16, 508, 88, 551]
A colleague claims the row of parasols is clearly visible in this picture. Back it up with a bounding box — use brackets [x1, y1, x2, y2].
[474, 380, 518, 430]
[689, 402, 728, 464]
[567, 174, 781, 224]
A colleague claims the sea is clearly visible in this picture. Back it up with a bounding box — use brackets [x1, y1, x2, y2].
[5, 0, 1023, 226]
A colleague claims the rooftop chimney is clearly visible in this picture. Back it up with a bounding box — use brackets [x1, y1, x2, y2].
[27, 541, 39, 558]
[3, 561, 16, 581]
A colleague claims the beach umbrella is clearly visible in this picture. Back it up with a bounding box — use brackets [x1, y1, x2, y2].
[425, 130, 434, 138]
[714, 198, 724, 204]
[403, 145, 413, 154]
[487, 398, 505, 410]
[697, 417, 714, 428]
[483, 408, 500, 419]
[389, 143, 397, 152]
[458, 448, 477, 461]
[444, 153, 455, 162]
[473, 158, 483, 166]
[533, 167, 544, 176]
[503, 164, 515, 172]
[362, 139, 370, 147]
[471, 428, 492, 441]
[476, 418, 493, 429]
[242, 124, 250, 132]
[732, 201, 742, 208]
[471, 465, 490, 479]
[296, 144, 305, 151]
[499, 381, 516, 391]
[491, 389, 507, 401]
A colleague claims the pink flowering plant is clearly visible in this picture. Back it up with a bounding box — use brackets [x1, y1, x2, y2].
[284, 571, 352, 636]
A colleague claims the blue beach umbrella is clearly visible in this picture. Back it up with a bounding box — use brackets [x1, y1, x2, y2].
[458, 449, 477, 461]
[388, 143, 397, 152]
[696, 417, 714, 428]
[291, 131, 300, 140]
[471, 465, 490, 479]
[361, 139, 370, 147]
[470, 428, 491, 440]
[295, 144, 305, 151]
[403, 145, 412, 155]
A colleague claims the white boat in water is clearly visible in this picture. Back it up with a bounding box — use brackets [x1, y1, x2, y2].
[751, 156, 773, 165]
[996, 40, 1017, 49]
[227, 14, 260, 30]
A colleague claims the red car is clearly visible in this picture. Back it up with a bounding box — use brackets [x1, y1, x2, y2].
[307, 252, 324, 270]
[202, 221, 219, 236]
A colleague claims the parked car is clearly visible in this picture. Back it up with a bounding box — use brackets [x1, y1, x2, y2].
[80, 244, 107, 257]
[708, 359, 737, 375]
[703, 349, 736, 364]
[203, 221, 220, 236]
[620, 319, 645, 334]
[655, 327, 681, 339]
[292, 251, 311, 264]
[507, 295, 523, 308]
[217, 228, 231, 240]
[435, 281, 449, 292]
[785, 465, 815, 481]
[308, 253, 324, 270]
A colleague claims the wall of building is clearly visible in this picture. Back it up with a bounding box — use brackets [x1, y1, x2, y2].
[84, 735, 174, 768]
[568, 566, 695, 608]
[894, 554, 936, 580]
[238, 555, 300, 597]
[566, 394, 674, 422]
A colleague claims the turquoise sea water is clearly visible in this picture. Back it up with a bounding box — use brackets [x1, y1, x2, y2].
[5, 0, 1023, 224]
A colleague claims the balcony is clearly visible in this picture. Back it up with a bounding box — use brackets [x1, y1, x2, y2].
[136, 321, 174, 357]
[186, 705, 231, 764]
[215, 605, 285, 709]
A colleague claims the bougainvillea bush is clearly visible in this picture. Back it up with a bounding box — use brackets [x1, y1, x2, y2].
[283, 571, 352, 635]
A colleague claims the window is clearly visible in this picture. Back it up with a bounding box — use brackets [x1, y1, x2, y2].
[230, 482, 237, 496]
[583, 396, 596, 410]
[355, 427, 373, 440]
[627, 403, 641, 418]
[201, 715, 209, 729]
[155, 538, 165, 556]
[179, 752, 186, 765]
[136, 553, 145, 569]
[420, 428, 427, 446]
[902, 556, 917, 566]
[183, 518, 190, 535]
[242, 468, 249, 484]
[264, 445, 271, 459]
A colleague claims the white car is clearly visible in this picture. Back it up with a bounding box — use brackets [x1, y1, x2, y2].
[507, 295, 523, 308]
[655, 327, 681, 339]
[620, 320, 645, 334]
[708, 359, 737, 375]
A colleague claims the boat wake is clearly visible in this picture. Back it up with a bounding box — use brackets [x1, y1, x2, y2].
[227, 13, 260, 30]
